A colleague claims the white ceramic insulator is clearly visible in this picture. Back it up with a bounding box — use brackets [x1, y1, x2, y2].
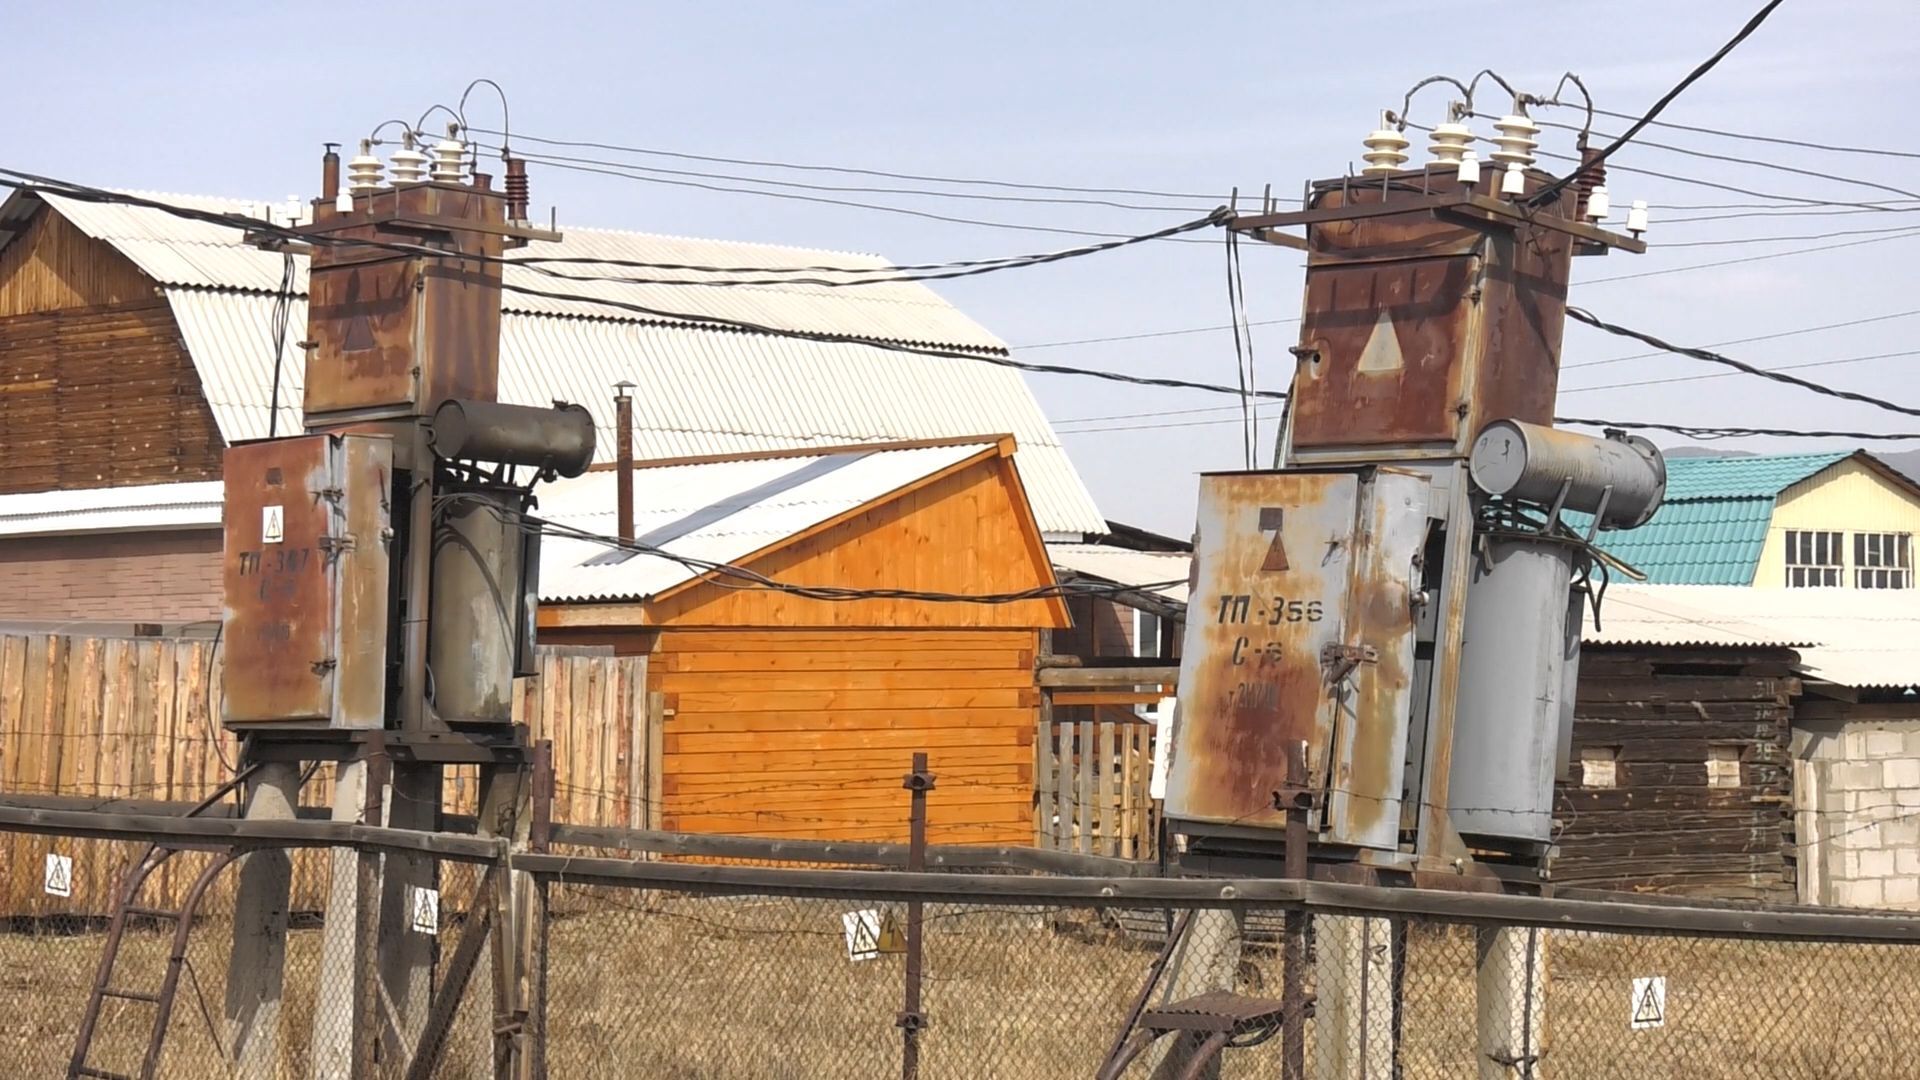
[346, 140, 385, 193]
[282, 196, 304, 225]
[1500, 162, 1527, 195]
[334, 191, 354, 213]
[390, 145, 430, 185]
[1457, 151, 1482, 185]
[1626, 199, 1650, 236]
[1585, 184, 1611, 221]
[1428, 122, 1474, 165]
[1489, 113, 1540, 168]
[430, 137, 468, 183]
[1361, 125, 1411, 176]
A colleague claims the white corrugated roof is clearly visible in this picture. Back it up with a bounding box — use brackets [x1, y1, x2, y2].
[1047, 543, 1191, 606]
[1587, 584, 1920, 689]
[0, 481, 223, 537]
[536, 441, 992, 603]
[16, 188, 1100, 535]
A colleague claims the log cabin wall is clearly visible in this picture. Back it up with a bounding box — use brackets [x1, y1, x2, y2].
[1555, 644, 1801, 900]
[0, 205, 225, 494]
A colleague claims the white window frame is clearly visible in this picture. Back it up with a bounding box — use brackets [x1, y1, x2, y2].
[1853, 532, 1913, 590]
[1784, 529, 1843, 588]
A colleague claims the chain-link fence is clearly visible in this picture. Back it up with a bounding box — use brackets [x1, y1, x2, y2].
[7, 818, 1920, 1078]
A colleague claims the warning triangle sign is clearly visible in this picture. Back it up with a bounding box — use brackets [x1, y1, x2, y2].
[43, 854, 71, 898]
[1354, 312, 1405, 374]
[1633, 983, 1661, 1024]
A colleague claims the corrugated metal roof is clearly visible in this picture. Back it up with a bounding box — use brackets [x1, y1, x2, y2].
[1586, 584, 1920, 689]
[1662, 452, 1852, 499]
[1593, 498, 1775, 585]
[15, 186, 1103, 536]
[0, 481, 223, 537]
[536, 441, 991, 603]
[1046, 543, 1190, 606]
[1590, 452, 1857, 585]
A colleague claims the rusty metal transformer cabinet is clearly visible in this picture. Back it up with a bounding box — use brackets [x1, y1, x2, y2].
[221, 434, 393, 728]
[1163, 467, 1428, 851]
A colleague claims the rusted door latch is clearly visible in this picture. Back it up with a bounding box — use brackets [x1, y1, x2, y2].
[1320, 643, 1378, 686]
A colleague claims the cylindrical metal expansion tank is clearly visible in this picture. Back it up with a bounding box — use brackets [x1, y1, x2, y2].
[1469, 419, 1666, 527]
[1447, 538, 1584, 843]
[428, 490, 525, 723]
[429, 398, 597, 478]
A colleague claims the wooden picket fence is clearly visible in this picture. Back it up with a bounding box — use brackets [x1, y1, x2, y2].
[0, 633, 654, 915]
[1034, 708, 1157, 860]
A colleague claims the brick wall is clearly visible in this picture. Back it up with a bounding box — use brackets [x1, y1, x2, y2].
[0, 529, 223, 624]
[1797, 714, 1920, 910]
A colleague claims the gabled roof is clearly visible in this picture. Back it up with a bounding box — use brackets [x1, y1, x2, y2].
[0, 481, 223, 537]
[536, 439, 1006, 603]
[1587, 584, 1920, 690]
[1592, 450, 1907, 585]
[0, 186, 1105, 535]
[1046, 543, 1190, 618]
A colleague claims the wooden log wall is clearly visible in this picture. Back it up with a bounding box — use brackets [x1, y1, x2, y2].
[1553, 645, 1801, 901]
[0, 633, 650, 915]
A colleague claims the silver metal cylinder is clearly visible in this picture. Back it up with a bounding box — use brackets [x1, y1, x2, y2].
[429, 398, 597, 478]
[1469, 419, 1666, 528]
[1447, 538, 1584, 843]
[428, 490, 525, 723]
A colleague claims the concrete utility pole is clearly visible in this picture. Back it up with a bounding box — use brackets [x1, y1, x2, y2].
[213, 130, 592, 1078]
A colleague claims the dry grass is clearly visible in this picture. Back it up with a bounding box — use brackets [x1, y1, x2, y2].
[4, 893, 1919, 1078]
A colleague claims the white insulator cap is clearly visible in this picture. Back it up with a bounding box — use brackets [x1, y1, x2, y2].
[1457, 151, 1481, 186]
[1626, 199, 1650, 237]
[1500, 161, 1527, 195]
[346, 139, 385, 193]
[1585, 184, 1611, 222]
[1489, 112, 1540, 168]
[334, 190, 354, 213]
[430, 131, 468, 183]
[1361, 113, 1411, 176]
[1428, 122, 1474, 165]
[282, 195, 303, 225]
[390, 138, 430, 185]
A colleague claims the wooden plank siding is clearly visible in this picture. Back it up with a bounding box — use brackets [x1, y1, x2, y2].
[1553, 644, 1801, 901]
[0, 634, 646, 914]
[0, 204, 227, 494]
[650, 628, 1040, 845]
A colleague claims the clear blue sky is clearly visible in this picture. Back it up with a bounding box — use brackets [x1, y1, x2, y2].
[10, 0, 1919, 533]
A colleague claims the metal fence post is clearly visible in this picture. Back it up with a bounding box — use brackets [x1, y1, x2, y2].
[1281, 739, 1312, 1080]
[900, 752, 936, 1080]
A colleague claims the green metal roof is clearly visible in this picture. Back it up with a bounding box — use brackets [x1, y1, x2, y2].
[1590, 452, 1853, 585]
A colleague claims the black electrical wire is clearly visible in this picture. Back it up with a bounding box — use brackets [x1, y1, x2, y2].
[1018, 316, 1299, 351]
[490, 145, 1211, 215]
[496, 276, 1287, 399]
[1526, 0, 1788, 207]
[1528, 118, 1920, 203]
[1654, 222, 1920, 248]
[1554, 417, 1920, 442]
[467, 126, 1241, 203]
[1565, 307, 1920, 419]
[266, 250, 295, 438]
[1560, 104, 1920, 163]
[1565, 305, 1920, 371]
[1579, 226, 1920, 285]
[1224, 227, 1255, 467]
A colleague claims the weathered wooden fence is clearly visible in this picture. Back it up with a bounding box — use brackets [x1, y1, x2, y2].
[0, 633, 654, 913]
[1034, 708, 1156, 860]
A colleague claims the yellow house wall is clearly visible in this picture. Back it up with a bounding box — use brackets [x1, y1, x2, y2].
[1753, 460, 1920, 587]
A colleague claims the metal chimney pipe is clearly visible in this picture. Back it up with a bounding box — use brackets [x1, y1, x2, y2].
[614, 382, 636, 544]
[320, 143, 341, 201]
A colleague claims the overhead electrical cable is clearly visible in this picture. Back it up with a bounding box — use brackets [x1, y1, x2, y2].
[1565, 307, 1920, 419]
[1564, 305, 1920, 371]
[1553, 104, 1920, 162]
[1525, 0, 1789, 207]
[1527, 118, 1920, 202]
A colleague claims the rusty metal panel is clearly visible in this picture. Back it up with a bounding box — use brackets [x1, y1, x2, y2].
[1286, 170, 1578, 458]
[1290, 258, 1475, 448]
[303, 183, 507, 423]
[1164, 468, 1426, 849]
[1323, 468, 1428, 849]
[222, 434, 392, 727]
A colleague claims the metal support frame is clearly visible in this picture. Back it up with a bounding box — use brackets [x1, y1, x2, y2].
[898, 753, 935, 1080]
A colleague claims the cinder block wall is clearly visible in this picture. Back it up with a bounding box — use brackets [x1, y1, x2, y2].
[1797, 717, 1920, 910]
[0, 530, 222, 624]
